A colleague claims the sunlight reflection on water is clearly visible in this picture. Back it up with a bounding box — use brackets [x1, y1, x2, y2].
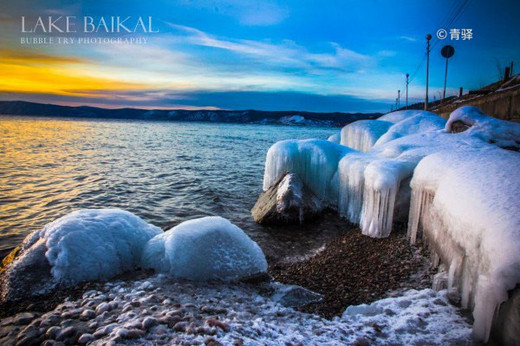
[0, 116, 338, 256]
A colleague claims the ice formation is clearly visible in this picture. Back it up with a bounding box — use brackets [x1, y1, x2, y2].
[263, 139, 355, 205]
[327, 133, 341, 144]
[30, 209, 161, 282]
[373, 112, 446, 147]
[141, 216, 267, 281]
[445, 105, 520, 149]
[336, 108, 511, 238]
[264, 110, 489, 237]
[1, 209, 161, 300]
[408, 148, 520, 342]
[340, 120, 392, 152]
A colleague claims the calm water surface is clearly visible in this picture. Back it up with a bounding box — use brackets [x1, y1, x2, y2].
[0, 116, 342, 259]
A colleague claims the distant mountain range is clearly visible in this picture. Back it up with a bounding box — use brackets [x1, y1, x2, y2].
[0, 101, 381, 127]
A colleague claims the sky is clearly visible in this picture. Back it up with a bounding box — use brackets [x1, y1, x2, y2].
[0, 0, 519, 113]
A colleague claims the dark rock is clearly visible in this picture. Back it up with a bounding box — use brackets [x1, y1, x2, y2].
[0, 241, 56, 303]
[55, 326, 76, 341]
[251, 173, 323, 225]
[238, 272, 272, 284]
[77, 333, 94, 344]
[449, 120, 471, 133]
[14, 312, 37, 325]
[204, 319, 229, 332]
[141, 316, 157, 330]
[491, 285, 520, 346]
[271, 283, 323, 308]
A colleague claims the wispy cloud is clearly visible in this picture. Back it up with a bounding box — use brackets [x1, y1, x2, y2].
[399, 35, 417, 42]
[166, 23, 373, 73]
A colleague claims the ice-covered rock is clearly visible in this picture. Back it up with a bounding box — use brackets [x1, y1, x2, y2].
[0, 209, 161, 301]
[338, 108, 497, 238]
[408, 148, 520, 342]
[445, 106, 520, 149]
[252, 172, 323, 225]
[270, 282, 323, 307]
[340, 120, 392, 152]
[263, 139, 355, 205]
[141, 217, 267, 281]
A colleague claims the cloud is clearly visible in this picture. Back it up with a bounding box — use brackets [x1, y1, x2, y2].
[166, 23, 373, 73]
[399, 35, 417, 42]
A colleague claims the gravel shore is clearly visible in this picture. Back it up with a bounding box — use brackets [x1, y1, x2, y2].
[270, 224, 435, 318]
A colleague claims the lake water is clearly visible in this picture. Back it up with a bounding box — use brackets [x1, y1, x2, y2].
[0, 116, 343, 260]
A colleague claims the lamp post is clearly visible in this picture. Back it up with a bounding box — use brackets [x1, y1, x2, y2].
[405, 73, 409, 109]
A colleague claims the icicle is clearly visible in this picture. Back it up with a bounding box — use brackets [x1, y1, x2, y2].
[359, 160, 414, 238]
[338, 153, 370, 223]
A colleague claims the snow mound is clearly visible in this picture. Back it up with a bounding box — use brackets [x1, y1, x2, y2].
[409, 148, 520, 342]
[340, 120, 392, 152]
[32, 209, 161, 283]
[1, 209, 161, 300]
[446, 106, 520, 149]
[378, 109, 426, 123]
[374, 112, 446, 147]
[141, 216, 267, 281]
[263, 139, 355, 205]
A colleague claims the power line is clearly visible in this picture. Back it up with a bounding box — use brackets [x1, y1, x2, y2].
[402, 0, 472, 102]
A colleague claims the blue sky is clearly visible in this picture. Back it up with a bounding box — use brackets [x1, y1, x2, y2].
[1, 0, 519, 112]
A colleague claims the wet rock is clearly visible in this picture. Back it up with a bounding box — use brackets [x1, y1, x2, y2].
[142, 316, 157, 330]
[55, 326, 76, 341]
[205, 319, 229, 332]
[95, 302, 110, 315]
[80, 309, 95, 320]
[77, 333, 94, 344]
[491, 285, 520, 345]
[45, 326, 61, 339]
[448, 120, 471, 133]
[251, 173, 323, 225]
[14, 312, 38, 325]
[271, 283, 323, 308]
[0, 242, 56, 303]
[173, 321, 188, 332]
[16, 326, 43, 346]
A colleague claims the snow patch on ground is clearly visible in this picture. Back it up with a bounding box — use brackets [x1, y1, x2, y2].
[0, 276, 472, 345]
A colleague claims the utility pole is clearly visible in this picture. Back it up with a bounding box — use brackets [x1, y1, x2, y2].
[425, 34, 432, 110]
[405, 73, 409, 109]
[441, 45, 455, 100]
[443, 58, 449, 100]
[397, 90, 401, 109]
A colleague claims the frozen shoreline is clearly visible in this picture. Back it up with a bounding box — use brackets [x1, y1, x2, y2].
[0, 275, 472, 345]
